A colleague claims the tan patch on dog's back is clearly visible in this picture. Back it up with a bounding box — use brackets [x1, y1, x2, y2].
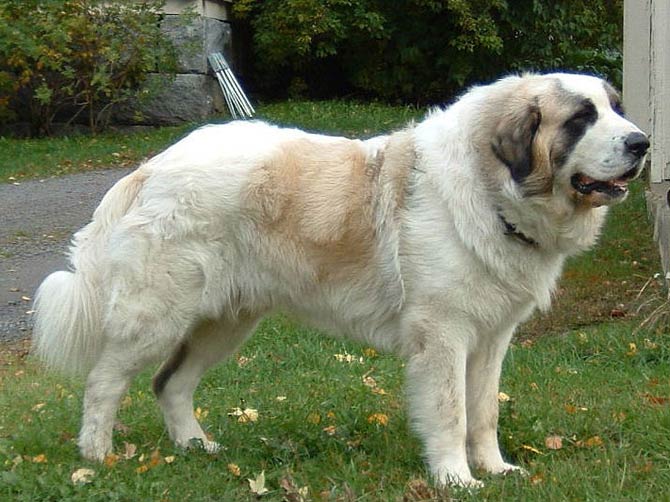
[244, 133, 413, 282]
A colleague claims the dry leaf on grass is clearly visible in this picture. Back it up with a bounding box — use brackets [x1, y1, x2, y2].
[521, 444, 542, 455]
[367, 413, 389, 426]
[497, 392, 511, 402]
[227, 463, 241, 476]
[71, 468, 95, 485]
[545, 435, 563, 450]
[280, 476, 309, 502]
[576, 436, 604, 448]
[248, 471, 269, 496]
[194, 407, 209, 421]
[334, 352, 363, 363]
[228, 407, 258, 423]
[104, 453, 120, 467]
[123, 441, 137, 459]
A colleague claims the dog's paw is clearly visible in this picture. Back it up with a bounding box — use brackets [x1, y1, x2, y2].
[433, 466, 483, 489]
[482, 461, 528, 477]
[78, 436, 112, 463]
[186, 437, 222, 454]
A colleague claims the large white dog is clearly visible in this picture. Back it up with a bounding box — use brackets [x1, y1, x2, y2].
[33, 73, 648, 486]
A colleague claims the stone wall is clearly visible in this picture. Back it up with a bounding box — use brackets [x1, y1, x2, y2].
[114, 13, 233, 125]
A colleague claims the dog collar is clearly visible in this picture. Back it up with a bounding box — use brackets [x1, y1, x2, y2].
[498, 214, 539, 247]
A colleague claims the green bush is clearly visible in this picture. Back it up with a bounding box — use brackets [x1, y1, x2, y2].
[233, 0, 623, 103]
[0, 0, 179, 136]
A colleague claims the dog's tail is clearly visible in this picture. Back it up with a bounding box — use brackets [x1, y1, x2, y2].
[32, 169, 148, 375]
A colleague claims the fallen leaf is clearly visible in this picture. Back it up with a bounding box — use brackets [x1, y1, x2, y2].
[31, 402, 46, 412]
[21, 295, 31, 302]
[123, 442, 137, 459]
[194, 407, 209, 421]
[577, 436, 604, 448]
[363, 347, 377, 358]
[530, 472, 544, 485]
[237, 355, 255, 367]
[644, 338, 659, 350]
[227, 463, 241, 476]
[642, 393, 670, 405]
[280, 476, 309, 502]
[610, 308, 626, 318]
[228, 407, 258, 423]
[71, 468, 95, 484]
[149, 448, 162, 467]
[136, 464, 150, 474]
[31, 454, 47, 463]
[521, 444, 542, 455]
[404, 478, 437, 501]
[334, 352, 363, 363]
[545, 435, 563, 450]
[248, 471, 268, 496]
[498, 392, 511, 402]
[275, 396, 287, 402]
[322, 425, 337, 436]
[626, 342, 638, 356]
[367, 413, 389, 426]
[307, 412, 321, 425]
[363, 375, 377, 388]
[164, 456, 175, 464]
[104, 453, 120, 467]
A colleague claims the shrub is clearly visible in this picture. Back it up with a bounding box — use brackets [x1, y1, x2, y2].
[233, 0, 623, 103]
[0, 0, 179, 136]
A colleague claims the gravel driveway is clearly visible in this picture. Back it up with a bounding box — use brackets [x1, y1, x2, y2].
[0, 168, 133, 342]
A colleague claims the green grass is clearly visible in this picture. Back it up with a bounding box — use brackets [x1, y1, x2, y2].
[1, 317, 668, 501]
[0, 101, 421, 183]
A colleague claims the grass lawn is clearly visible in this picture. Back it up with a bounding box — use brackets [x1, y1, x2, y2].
[1, 101, 668, 500]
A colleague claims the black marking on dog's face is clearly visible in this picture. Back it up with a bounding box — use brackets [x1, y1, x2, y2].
[553, 97, 598, 168]
[152, 342, 188, 396]
[491, 104, 542, 183]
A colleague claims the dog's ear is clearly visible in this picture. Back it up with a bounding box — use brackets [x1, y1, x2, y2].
[491, 104, 541, 183]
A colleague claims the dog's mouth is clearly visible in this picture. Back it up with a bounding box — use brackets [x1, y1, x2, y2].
[570, 167, 638, 199]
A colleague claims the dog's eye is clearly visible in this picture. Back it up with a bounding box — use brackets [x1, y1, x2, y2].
[566, 102, 597, 126]
[611, 100, 625, 116]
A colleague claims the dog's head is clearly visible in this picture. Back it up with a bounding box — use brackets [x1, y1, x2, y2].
[490, 73, 649, 207]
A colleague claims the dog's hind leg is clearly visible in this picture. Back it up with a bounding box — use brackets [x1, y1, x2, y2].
[153, 316, 259, 452]
[78, 336, 167, 462]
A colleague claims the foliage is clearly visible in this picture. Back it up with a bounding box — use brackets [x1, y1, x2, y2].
[233, 0, 623, 102]
[0, 0, 179, 136]
[499, 0, 624, 88]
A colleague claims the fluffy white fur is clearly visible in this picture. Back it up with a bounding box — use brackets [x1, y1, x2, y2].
[33, 73, 646, 487]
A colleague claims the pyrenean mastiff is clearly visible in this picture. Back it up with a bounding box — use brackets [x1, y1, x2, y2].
[33, 73, 648, 486]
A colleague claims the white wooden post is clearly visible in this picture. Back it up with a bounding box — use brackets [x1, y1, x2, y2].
[624, 0, 670, 281]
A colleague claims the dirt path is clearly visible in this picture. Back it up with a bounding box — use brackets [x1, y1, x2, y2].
[0, 168, 133, 342]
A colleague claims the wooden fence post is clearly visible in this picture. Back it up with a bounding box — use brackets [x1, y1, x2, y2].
[624, 0, 670, 283]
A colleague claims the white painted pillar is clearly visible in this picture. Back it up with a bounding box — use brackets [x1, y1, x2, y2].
[624, 0, 670, 280]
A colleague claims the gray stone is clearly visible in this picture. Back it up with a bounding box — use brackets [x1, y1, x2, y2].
[161, 14, 232, 74]
[114, 73, 226, 125]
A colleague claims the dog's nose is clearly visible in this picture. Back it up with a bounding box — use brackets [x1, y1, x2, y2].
[624, 131, 650, 158]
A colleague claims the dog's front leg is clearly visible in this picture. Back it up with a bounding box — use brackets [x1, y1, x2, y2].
[405, 327, 481, 488]
[465, 327, 525, 476]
